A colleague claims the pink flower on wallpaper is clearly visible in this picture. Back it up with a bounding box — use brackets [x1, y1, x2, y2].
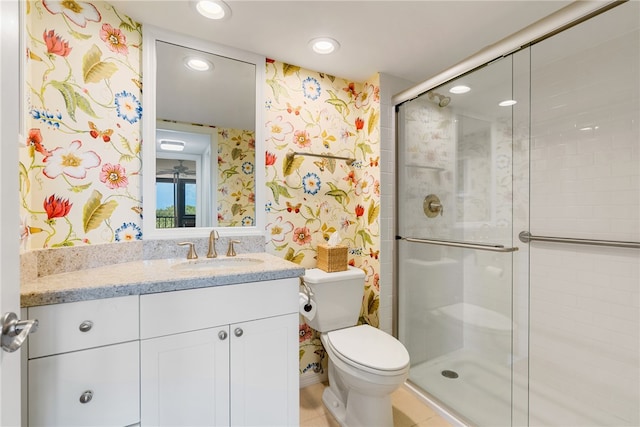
[355, 117, 365, 131]
[292, 226, 312, 245]
[100, 23, 128, 55]
[299, 324, 313, 343]
[99, 163, 128, 189]
[42, 1, 101, 28]
[43, 30, 72, 57]
[266, 216, 293, 243]
[265, 115, 293, 142]
[355, 204, 365, 217]
[43, 140, 101, 179]
[293, 130, 311, 148]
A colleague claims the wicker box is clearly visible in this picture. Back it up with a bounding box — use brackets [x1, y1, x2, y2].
[317, 244, 348, 272]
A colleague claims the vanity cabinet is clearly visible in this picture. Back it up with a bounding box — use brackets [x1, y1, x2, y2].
[24, 277, 299, 427]
[26, 296, 140, 427]
[140, 277, 299, 427]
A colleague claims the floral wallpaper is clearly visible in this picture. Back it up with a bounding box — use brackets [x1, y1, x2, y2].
[21, 0, 143, 250]
[217, 127, 256, 227]
[263, 60, 381, 374]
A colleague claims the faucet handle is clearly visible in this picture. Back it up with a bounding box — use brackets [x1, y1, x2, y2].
[178, 242, 198, 260]
[227, 240, 241, 257]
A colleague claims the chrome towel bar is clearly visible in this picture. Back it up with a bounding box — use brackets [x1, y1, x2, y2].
[519, 231, 640, 249]
[397, 236, 519, 253]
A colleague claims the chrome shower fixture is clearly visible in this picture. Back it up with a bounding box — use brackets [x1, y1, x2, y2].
[428, 91, 451, 108]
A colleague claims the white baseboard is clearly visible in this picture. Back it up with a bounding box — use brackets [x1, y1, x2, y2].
[299, 371, 327, 388]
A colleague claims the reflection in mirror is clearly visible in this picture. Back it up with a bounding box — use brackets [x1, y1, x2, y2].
[142, 27, 265, 239]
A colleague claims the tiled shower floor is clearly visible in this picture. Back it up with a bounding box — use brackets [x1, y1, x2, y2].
[300, 382, 452, 427]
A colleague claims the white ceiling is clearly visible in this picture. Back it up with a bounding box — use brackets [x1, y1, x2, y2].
[115, 0, 573, 86]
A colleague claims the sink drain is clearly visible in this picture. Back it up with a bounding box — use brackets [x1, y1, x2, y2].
[441, 370, 459, 379]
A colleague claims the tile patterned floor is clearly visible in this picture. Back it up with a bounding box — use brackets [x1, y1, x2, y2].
[300, 382, 453, 427]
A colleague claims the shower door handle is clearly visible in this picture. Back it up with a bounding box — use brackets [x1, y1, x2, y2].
[398, 236, 519, 253]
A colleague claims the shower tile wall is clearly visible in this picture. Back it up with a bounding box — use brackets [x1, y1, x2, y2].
[528, 4, 639, 425]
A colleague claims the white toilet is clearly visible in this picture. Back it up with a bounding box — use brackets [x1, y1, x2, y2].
[301, 267, 410, 427]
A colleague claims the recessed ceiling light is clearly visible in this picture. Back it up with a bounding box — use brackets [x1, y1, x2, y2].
[194, 0, 231, 20]
[184, 56, 213, 72]
[449, 85, 471, 94]
[499, 100, 517, 107]
[159, 140, 185, 152]
[309, 37, 340, 55]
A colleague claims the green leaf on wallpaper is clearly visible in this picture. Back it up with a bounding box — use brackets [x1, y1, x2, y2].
[119, 21, 136, 32]
[299, 348, 305, 360]
[282, 63, 300, 76]
[119, 154, 135, 163]
[367, 200, 380, 225]
[272, 242, 289, 251]
[83, 190, 118, 233]
[266, 181, 293, 204]
[266, 78, 290, 103]
[74, 92, 99, 118]
[357, 142, 374, 157]
[231, 204, 242, 216]
[50, 81, 77, 121]
[221, 166, 239, 179]
[19, 162, 30, 194]
[68, 28, 92, 40]
[82, 45, 118, 84]
[52, 241, 75, 247]
[231, 148, 244, 160]
[367, 109, 379, 135]
[325, 90, 350, 116]
[325, 183, 350, 205]
[284, 247, 304, 264]
[69, 183, 92, 193]
[283, 153, 304, 176]
[357, 229, 373, 247]
[367, 291, 379, 315]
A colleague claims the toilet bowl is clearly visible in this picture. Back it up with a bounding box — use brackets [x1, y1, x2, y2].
[301, 267, 410, 427]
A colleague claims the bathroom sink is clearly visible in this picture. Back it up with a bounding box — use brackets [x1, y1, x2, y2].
[172, 257, 264, 272]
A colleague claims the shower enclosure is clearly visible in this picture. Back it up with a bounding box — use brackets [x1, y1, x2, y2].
[395, 2, 639, 426]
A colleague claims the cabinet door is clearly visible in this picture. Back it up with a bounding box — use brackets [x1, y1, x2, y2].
[28, 341, 139, 427]
[230, 313, 299, 426]
[141, 327, 230, 426]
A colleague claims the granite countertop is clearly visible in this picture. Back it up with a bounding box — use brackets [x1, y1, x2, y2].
[21, 252, 305, 307]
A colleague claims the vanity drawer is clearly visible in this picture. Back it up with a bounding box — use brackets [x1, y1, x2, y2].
[28, 341, 139, 427]
[140, 278, 298, 339]
[27, 295, 139, 358]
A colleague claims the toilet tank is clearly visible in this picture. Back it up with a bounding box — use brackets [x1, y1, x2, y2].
[302, 266, 366, 332]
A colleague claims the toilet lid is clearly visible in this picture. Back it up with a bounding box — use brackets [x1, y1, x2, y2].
[326, 325, 409, 372]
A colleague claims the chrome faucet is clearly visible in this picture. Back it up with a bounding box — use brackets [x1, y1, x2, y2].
[207, 229, 219, 258]
[227, 240, 241, 257]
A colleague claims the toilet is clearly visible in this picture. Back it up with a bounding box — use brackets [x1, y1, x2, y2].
[301, 267, 410, 427]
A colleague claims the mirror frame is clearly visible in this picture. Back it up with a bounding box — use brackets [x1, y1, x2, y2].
[142, 26, 266, 239]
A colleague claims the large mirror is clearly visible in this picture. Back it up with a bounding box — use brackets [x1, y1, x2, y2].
[143, 27, 265, 238]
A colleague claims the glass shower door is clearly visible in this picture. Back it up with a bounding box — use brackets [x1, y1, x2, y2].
[396, 55, 529, 426]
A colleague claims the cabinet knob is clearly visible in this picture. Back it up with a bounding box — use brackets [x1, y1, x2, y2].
[234, 328, 243, 337]
[78, 320, 93, 333]
[79, 390, 93, 404]
[218, 330, 228, 340]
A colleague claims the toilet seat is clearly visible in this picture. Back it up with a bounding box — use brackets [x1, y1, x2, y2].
[324, 325, 410, 376]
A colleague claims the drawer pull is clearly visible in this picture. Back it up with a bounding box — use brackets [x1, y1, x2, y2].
[79, 390, 93, 404]
[218, 330, 227, 340]
[234, 328, 243, 337]
[78, 321, 93, 333]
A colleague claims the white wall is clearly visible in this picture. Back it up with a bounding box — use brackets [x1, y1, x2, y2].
[378, 73, 413, 334]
